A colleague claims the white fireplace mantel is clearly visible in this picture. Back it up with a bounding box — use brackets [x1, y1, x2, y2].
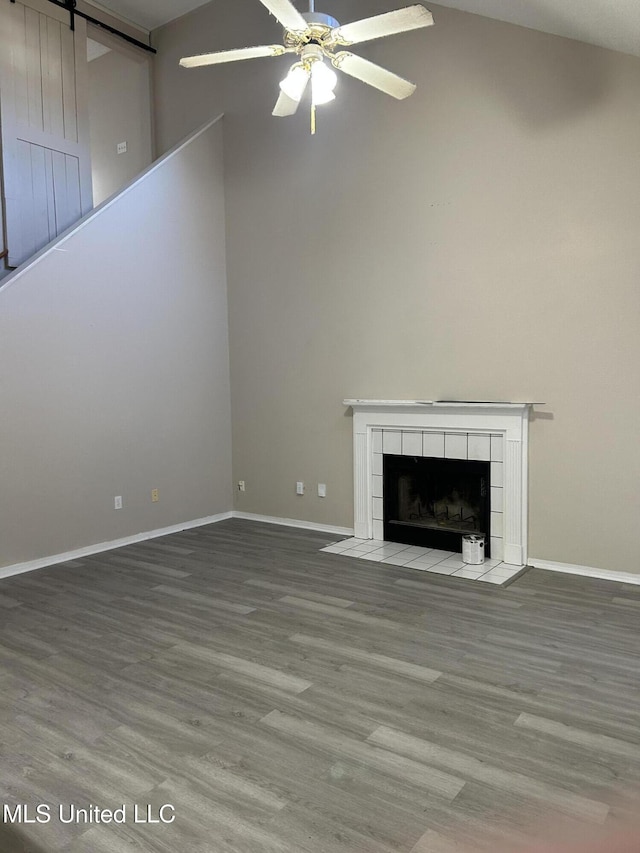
[343, 400, 537, 567]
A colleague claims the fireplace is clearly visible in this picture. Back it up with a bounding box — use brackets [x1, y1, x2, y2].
[384, 455, 491, 554]
[344, 400, 534, 567]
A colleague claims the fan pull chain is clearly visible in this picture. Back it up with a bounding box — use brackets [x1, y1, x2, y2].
[311, 104, 316, 135]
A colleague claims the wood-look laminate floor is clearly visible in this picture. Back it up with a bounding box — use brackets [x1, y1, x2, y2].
[1, 519, 639, 853]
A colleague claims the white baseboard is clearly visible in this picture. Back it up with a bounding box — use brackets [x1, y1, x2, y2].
[529, 558, 640, 586]
[0, 512, 233, 581]
[2, 515, 635, 587]
[0, 511, 352, 582]
[232, 511, 353, 537]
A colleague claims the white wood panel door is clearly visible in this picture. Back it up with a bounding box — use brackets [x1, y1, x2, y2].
[0, 0, 92, 267]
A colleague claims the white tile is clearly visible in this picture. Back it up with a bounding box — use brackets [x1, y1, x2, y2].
[477, 573, 506, 585]
[372, 454, 383, 476]
[426, 549, 456, 559]
[382, 554, 415, 566]
[321, 544, 349, 554]
[490, 461, 503, 487]
[401, 546, 432, 557]
[485, 566, 520, 580]
[402, 431, 423, 456]
[490, 435, 504, 462]
[405, 555, 445, 568]
[383, 430, 402, 454]
[490, 511, 504, 538]
[487, 563, 522, 577]
[374, 543, 411, 556]
[358, 551, 387, 562]
[490, 537, 504, 561]
[439, 558, 467, 569]
[445, 433, 468, 459]
[372, 475, 384, 498]
[426, 564, 457, 575]
[409, 553, 448, 565]
[453, 568, 486, 579]
[338, 548, 367, 558]
[339, 538, 366, 547]
[422, 432, 445, 457]
[490, 486, 503, 512]
[372, 429, 383, 453]
[372, 497, 384, 521]
[353, 542, 384, 553]
[468, 433, 491, 461]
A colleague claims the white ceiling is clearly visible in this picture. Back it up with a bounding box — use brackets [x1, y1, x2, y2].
[431, 0, 640, 59]
[84, 0, 207, 31]
[93, 0, 640, 58]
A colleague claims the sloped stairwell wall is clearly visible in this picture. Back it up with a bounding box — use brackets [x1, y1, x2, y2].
[0, 117, 232, 573]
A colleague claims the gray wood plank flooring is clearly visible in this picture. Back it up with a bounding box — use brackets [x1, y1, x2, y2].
[0, 519, 639, 852]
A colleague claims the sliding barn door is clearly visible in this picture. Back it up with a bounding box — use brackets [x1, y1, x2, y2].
[0, 0, 92, 267]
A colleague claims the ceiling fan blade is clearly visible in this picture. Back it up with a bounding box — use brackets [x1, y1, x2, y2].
[180, 44, 286, 68]
[328, 5, 433, 46]
[258, 0, 308, 32]
[332, 51, 416, 99]
[272, 91, 300, 116]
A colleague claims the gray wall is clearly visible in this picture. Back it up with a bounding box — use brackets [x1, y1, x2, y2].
[153, 1, 640, 573]
[88, 44, 153, 205]
[0, 118, 232, 570]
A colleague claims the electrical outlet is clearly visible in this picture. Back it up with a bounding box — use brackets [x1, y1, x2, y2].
[151, 488, 159, 502]
[114, 496, 123, 510]
[318, 483, 327, 498]
[296, 481, 304, 495]
[238, 480, 246, 492]
[116, 141, 127, 154]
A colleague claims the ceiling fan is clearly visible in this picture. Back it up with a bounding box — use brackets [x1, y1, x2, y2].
[179, 0, 434, 133]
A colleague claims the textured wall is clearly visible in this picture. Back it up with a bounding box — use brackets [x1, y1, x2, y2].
[153, 1, 640, 572]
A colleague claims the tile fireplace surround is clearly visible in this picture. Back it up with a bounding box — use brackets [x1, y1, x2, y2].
[343, 400, 534, 567]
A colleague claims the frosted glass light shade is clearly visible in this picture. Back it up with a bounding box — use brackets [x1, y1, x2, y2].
[280, 64, 309, 101]
[311, 61, 337, 105]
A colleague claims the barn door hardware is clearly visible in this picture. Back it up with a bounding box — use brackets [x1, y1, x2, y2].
[8, 0, 156, 53]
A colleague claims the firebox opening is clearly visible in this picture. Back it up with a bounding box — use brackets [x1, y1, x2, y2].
[383, 455, 491, 556]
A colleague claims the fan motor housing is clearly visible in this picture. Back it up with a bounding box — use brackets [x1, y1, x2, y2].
[284, 11, 339, 47]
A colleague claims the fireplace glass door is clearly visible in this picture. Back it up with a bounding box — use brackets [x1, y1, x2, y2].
[383, 455, 490, 555]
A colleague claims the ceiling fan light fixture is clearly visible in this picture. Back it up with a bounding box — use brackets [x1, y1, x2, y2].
[179, 0, 434, 133]
[311, 60, 337, 105]
[279, 63, 309, 100]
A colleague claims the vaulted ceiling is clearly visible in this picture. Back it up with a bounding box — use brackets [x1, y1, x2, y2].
[93, 0, 640, 58]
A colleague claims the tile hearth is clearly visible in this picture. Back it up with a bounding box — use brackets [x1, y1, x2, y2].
[321, 538, 525, 585]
